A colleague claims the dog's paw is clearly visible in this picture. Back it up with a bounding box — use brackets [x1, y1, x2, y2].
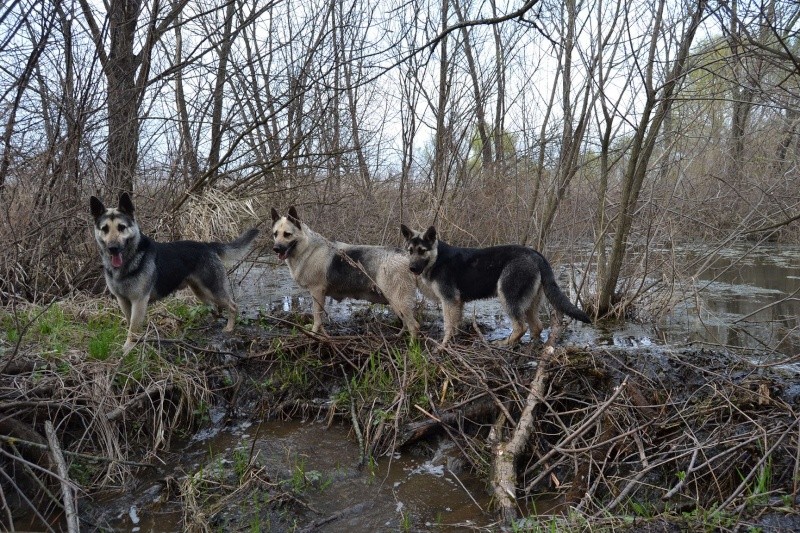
[434, 340, 451, 353]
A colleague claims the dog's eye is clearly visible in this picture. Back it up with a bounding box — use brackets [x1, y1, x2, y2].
[283, 232, 292, 238]
[117, 224, 127, 232]
[101, 225, 109, 234]
[273, 231, 278, 237]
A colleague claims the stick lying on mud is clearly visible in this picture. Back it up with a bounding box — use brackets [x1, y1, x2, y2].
[44, 421, 80, 533]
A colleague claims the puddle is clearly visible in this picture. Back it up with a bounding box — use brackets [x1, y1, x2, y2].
[103, 420, 492, 532]
[86, 241, 799, 530]
[236, 241, 800, 357]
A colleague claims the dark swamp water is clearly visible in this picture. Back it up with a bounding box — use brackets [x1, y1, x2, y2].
[93, 242, 800, 531]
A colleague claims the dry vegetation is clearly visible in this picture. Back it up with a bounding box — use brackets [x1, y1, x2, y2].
[2, 285, 798, 530]
[2, 0, 800, 530]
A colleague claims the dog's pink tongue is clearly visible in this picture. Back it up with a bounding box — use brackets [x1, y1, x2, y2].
[278, 251, 287, 261]
[111, 253, 123, 268]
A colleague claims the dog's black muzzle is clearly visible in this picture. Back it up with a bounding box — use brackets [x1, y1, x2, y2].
[409, 261, 426, 275]
[273, 241, 296, 261]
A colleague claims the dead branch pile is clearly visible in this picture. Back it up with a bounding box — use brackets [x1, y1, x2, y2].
[3, 306, 797, 529]
[238, 313, 799, 526]
[0, 344, 213, 530]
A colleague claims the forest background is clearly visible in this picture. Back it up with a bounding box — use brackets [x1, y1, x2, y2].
[0, 0, 798, 319]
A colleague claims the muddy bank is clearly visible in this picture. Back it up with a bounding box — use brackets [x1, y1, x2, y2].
[53, 312, 800, 531]
[3, 246, 800, 531]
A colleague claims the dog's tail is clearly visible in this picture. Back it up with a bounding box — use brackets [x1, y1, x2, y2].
[216, 228, 260, 265]
[538, 254, 592, 324]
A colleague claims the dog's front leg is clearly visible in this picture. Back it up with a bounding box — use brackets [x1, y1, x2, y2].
[440, 301, 463, 347]
[309, 288, 328, 335]
[123, 297, 149, 353]
[116, 295, 132, 324]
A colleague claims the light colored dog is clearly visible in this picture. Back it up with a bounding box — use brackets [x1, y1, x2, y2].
[271, 207, 419, 338]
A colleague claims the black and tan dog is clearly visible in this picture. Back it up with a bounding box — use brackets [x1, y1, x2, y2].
[400, 225, 591, 346]
[90, 193, 259, 352]
[271, 207, 419, 338]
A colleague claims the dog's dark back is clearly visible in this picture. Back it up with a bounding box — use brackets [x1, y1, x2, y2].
[148, 238, 225, 299]
[325, 248, 390, 304]
[432, 242, 541, 300]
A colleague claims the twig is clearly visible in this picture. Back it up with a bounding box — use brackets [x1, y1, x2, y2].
[0, 466, 56, 533]
[719, 420, 796, 510]
[0, 434, 154, 468]
[524, 377, 629, 492]
[343, 366, 365, 466]
[44, 421, 79, 533]
[106, 384, 173, 422]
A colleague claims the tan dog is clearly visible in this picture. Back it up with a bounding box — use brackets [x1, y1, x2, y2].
[271, 207, 419, 338]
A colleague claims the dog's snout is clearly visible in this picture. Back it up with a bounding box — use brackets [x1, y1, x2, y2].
[273, 244, 285, 253]
[107, 245, 121, 254]
[409, 261, 425, 275]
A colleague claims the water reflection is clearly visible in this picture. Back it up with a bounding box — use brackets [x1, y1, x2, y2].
[238, 242, 800, 358]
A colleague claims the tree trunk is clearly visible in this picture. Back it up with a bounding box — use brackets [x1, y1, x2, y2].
[596, 0, 708, 314]
[105, 0, 143, 195]
[173, 13, 199, 188]
[206, 0, 237, 190]
[433, 0, 450, 199]
[454, 1, 492, 174]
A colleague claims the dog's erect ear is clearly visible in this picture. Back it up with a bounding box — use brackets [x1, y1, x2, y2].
[90, 196, 106, 219]
[423, 226, 437, 243]
[400, 224, 413, 241]
[287, 206, 301, 229]
[118, 192, 135, 216]
[270, 208, 280, 224]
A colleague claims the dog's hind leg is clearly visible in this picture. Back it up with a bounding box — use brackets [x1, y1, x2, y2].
[497, 269, 538, 346]
[188, 280, 239, 332]
[498, 312, 528, 346]
[387, 295, 419, 340]
[525, 287, 545, 341]
[397, 307, 419, 340]
[223, 302, 238, 332]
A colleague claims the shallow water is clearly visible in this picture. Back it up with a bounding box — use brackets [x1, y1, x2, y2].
[238, 241, 800, 358]
[93, 241, 800, 530]
[103, 418, 493, 531]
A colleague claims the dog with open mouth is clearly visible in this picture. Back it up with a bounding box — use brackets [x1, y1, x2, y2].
[271, 206, 419, 338]
[90, 193, 259, 352]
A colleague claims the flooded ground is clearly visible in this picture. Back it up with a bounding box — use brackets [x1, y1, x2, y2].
[240, 241, 800, 358]
[101, 419, 491, 531]
[81, 241, 799, 531]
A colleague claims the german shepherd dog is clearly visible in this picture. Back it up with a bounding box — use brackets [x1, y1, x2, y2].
[271, 207, 419, 338]
[400, 225, 591, 346]
[90, 193, 259, 352]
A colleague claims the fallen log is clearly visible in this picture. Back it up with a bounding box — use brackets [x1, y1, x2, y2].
[490, 311, 563, 524]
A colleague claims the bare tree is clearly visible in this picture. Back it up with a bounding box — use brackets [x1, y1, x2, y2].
[0, 2, 59, 192]
[77, 0, 188, 195]
[596, 0, 708, 315]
